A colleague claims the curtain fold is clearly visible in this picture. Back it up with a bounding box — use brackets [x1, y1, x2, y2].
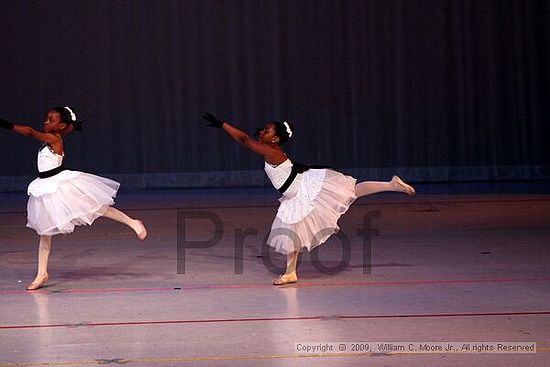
[0, 0, 548, 191]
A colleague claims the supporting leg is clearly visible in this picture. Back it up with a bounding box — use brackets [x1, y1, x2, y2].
[102, 207, 147, 240]
[273, 251, 299, 285]
[26, 235, 52, 290]
[285, 251, 299, 275]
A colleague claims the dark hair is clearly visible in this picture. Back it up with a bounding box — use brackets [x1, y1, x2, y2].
[51, 106, 83, 131]
[273, 121, 295, 145]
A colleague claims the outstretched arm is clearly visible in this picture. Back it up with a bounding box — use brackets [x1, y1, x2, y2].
[1, 118, 62, 151]
[222, 122, 270, 155]
[203, 113, 284, 161]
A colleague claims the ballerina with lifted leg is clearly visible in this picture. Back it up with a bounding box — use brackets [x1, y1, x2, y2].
[203, 112, 415, 285]
[1, 107, 147, 290]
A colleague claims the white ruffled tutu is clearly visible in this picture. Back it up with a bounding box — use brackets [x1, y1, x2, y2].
[267, 169, 357, 254]
[26, 170, 120, 236]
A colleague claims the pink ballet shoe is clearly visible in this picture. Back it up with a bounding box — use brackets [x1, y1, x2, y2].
[26, 273, 49, 291]
[136, 220, 147, 240]
[392, 175, 416, 195]
[273, 272, 298, 285]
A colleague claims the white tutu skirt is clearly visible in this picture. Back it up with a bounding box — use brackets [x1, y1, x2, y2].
[26, 170, 120, 236]
[267, 169, 357, 254]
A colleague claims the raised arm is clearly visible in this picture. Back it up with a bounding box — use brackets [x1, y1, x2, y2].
[1, 118, 62, 151]
[203, 113, 283, 160]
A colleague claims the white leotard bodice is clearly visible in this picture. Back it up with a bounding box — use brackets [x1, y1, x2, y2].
[264, 159, 301, 196]
[37, 145, 64, 173]
[264, 159, 292, 189]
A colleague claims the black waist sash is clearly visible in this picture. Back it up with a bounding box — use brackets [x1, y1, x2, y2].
[277, 162, 331, 193]
[38, 165, 66, 179]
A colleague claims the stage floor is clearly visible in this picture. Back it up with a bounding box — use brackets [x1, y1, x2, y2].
[0, 184, 549, 366]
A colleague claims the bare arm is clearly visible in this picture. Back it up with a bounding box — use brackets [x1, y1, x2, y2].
[203, 112, 287, 164]
[222, 122, 266, 154]
[13, 125, 63, 154]
[221, 122, 286, 163]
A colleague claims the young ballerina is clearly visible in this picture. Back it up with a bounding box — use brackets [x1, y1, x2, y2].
[203, 112, 415, 285]
[0, 107, 147, 290]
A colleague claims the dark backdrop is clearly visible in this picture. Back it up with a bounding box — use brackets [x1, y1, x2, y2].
[1, 0, 548, 190]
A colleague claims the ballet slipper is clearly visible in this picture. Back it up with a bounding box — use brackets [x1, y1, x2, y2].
[273, 272, 298, 285]
[391, 175, 416, 195]
[26, 273, 49, 291]
[136, 220, 147, 240]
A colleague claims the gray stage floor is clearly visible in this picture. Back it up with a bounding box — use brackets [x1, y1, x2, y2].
[0, 185, 549, 366]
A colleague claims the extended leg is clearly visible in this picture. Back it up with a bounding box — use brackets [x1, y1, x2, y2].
[102, 207, 147, 240]
[355, 176, 415, 197]
[26, 235, 52, 290]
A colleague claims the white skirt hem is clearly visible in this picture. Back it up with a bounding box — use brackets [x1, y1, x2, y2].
[26, 170, 119, 236]
[267, 169, 357, 255]
[27, 204, 110, 236]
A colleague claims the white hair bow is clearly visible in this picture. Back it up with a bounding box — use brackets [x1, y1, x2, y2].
[64, 106, 77, 122]
[283, 121, 292, 137]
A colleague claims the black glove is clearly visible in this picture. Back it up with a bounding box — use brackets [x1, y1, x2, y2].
[0, 118, 14, 130]
[203, 112, 224, 128]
